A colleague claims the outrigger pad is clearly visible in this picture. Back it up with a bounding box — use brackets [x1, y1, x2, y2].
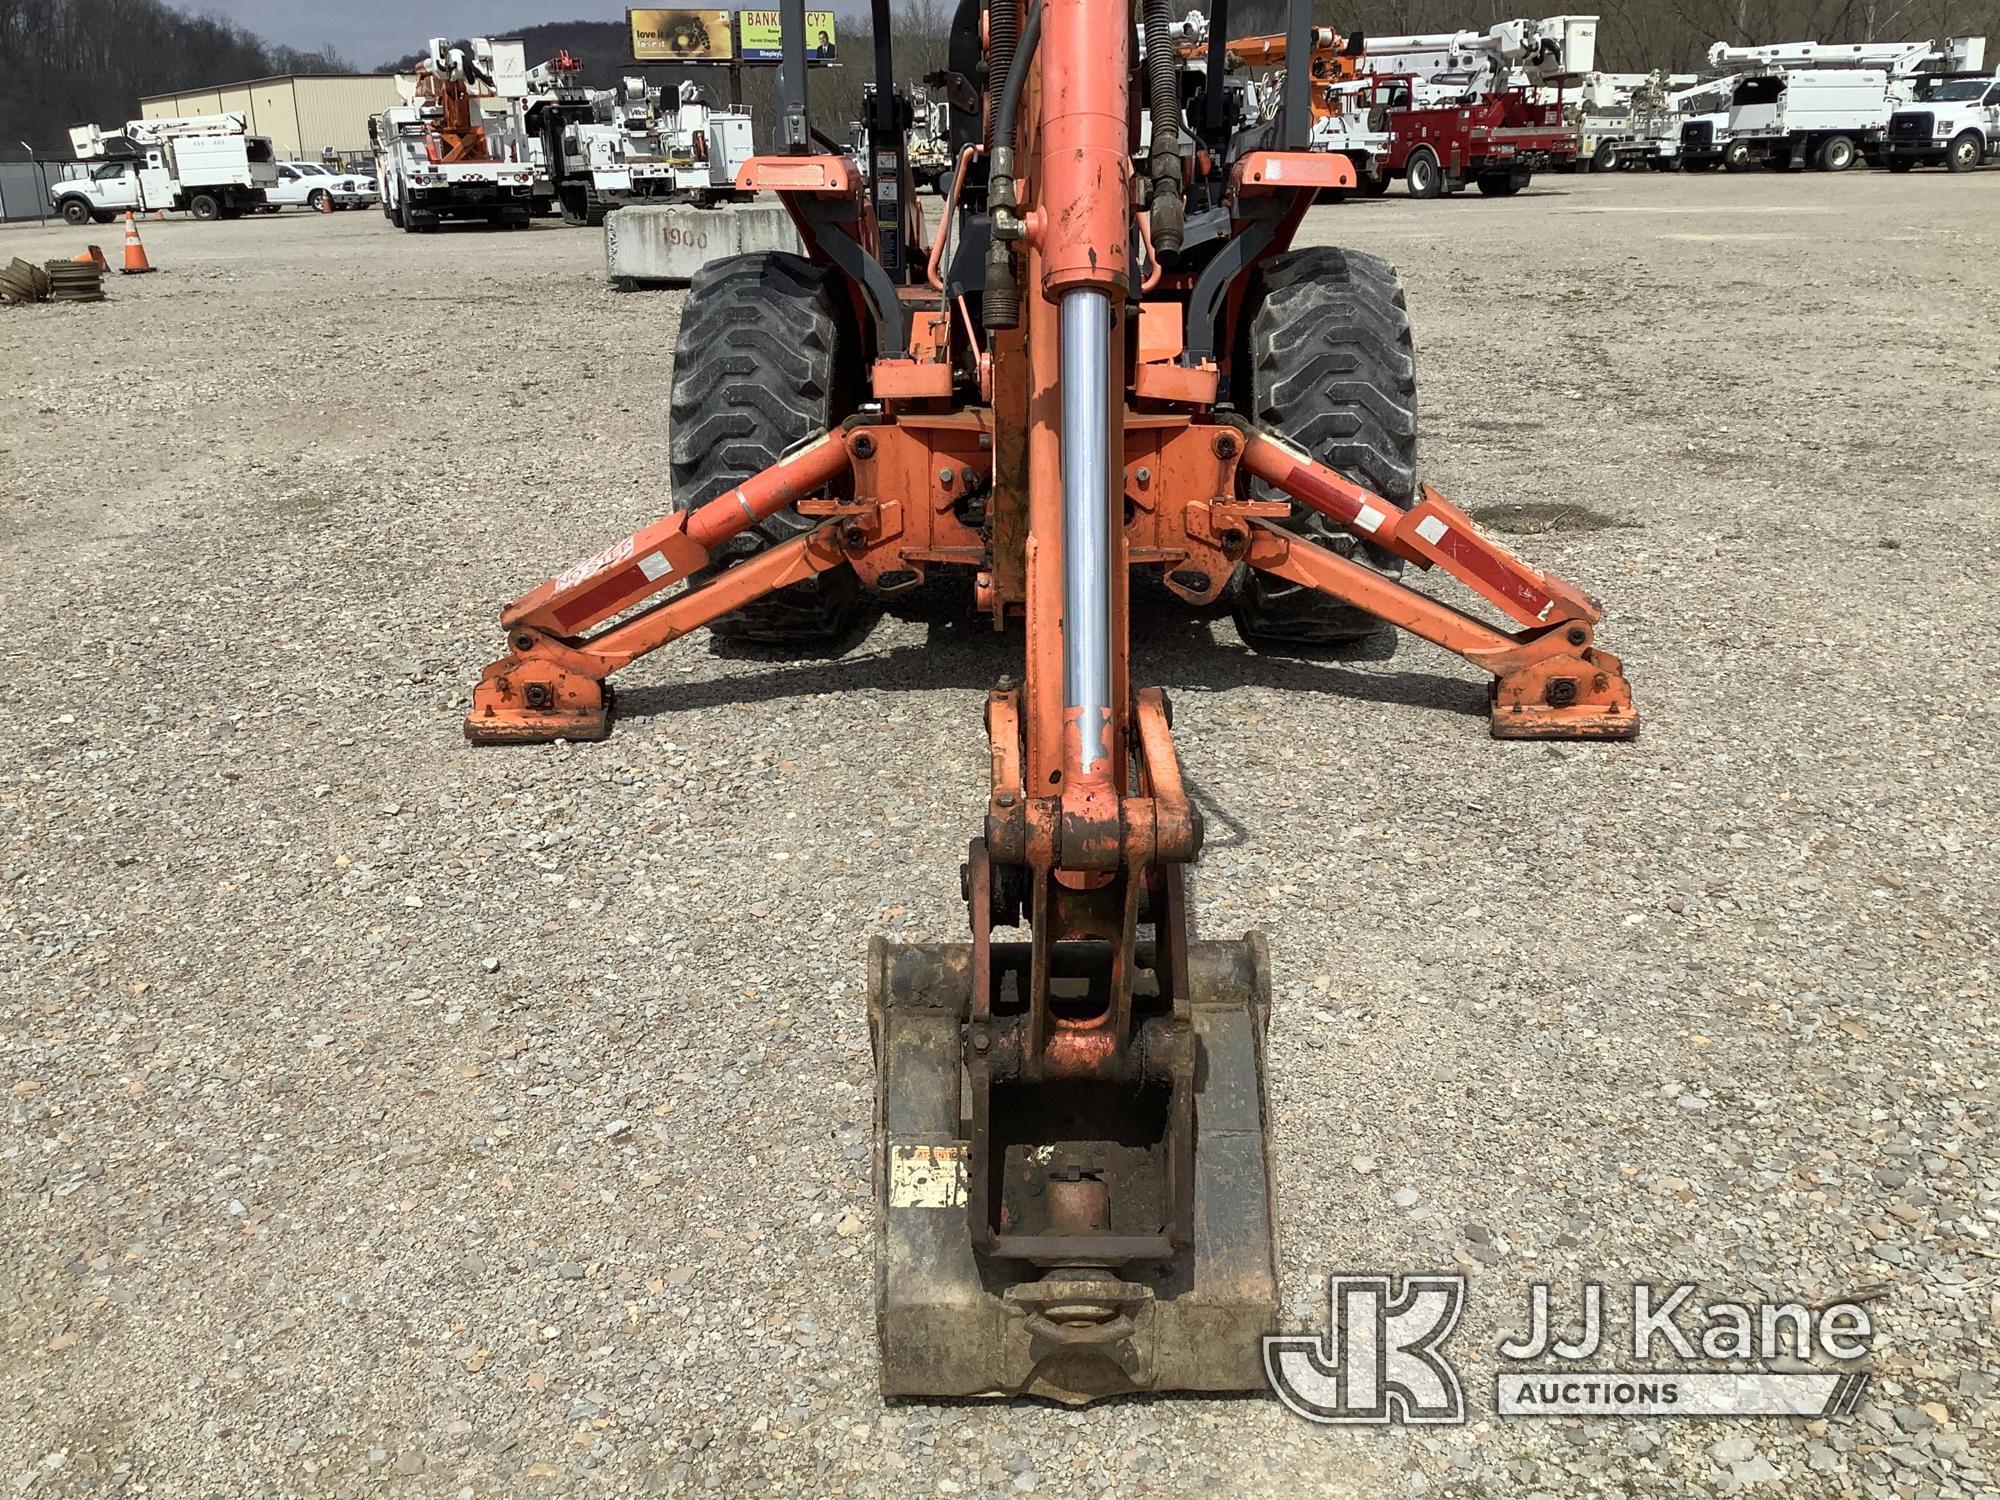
[866, 936, 1279, 1403]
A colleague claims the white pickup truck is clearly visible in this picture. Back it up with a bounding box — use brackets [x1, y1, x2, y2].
[265, 161, 379, 211]
[55, 114, 278, 223]
[1884, 73, 2000, 170]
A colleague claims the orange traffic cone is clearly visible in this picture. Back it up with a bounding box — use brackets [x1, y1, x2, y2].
[73, 245, 108, 271]
[120, 212, 155, 276]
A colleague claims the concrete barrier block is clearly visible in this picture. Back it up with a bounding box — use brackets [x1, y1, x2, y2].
[604, 200, 804, 287]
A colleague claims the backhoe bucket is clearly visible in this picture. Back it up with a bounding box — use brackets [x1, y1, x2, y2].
[866, 934, 1279, 1403]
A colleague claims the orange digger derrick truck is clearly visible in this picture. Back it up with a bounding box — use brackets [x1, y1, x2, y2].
[468, 0, 1637, 1401]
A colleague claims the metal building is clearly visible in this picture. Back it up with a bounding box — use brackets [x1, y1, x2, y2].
[139, 75, 403, 163]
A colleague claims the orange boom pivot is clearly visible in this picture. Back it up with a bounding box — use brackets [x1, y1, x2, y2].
[465, 0, 1637, 1402]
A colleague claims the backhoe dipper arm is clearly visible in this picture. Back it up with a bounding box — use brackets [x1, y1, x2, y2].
[1229, 423, 1638, 738]
[465, 432, 854, 744]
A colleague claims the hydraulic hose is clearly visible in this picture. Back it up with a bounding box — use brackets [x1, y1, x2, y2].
[991, 0, 1042, 172]
[983, 0, 1041, 329]
[1142, 0, 1185, 257]
[986, 0, 1020, 155]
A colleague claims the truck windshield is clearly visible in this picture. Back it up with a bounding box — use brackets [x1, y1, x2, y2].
[1917, 78, 1992, 102]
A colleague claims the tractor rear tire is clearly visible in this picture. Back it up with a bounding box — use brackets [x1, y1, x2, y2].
[1232, 246, 1418, 652]
[668, 251, 861, 645]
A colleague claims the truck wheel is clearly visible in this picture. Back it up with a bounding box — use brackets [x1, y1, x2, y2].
[189, 192, 222, 221]
[1817, 135, 1857, 172]
[1232, 247, 1417, 653]
[1403, 148, 1443, 199]
[59, 199, 92, 227]
[1590, 139, 1618, 172]
[1723, 140, 1753, 171]
[667, 252, 861, 645]
[309, 188, 333, 212]
[1947, 131, 1982, 173]
[1475, 170, 1530, 196]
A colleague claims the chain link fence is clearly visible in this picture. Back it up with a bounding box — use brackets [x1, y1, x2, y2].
[0, 157, 87, 224]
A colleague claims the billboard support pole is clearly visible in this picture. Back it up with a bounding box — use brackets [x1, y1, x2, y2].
[777, 0, 810, 149]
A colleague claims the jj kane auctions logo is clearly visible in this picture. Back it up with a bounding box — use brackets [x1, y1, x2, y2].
[1266, 1276, 1876, 1423]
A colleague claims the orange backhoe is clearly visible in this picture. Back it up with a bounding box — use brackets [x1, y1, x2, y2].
[466, 0, 1636, 1401]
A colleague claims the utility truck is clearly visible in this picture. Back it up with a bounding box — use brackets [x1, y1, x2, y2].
[373, 37, 538, 231]
[1569, 70, 1706, 169]
[1683, 36, 1985, 171]
[524, 55, 754, 225]
[1353, 16, 1597, 196]
[55, 114, 277, 223]
[1618, 73, 1740, 169]
[1884, 67, 2000, 170]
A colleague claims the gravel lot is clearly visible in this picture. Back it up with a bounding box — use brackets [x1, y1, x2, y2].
[3, 170, 1996, 1498]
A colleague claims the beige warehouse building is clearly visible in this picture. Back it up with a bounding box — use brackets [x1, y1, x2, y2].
[139, 75, 403, 162]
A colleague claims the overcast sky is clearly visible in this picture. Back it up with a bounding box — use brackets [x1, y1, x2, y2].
[168, 1, 637, 70]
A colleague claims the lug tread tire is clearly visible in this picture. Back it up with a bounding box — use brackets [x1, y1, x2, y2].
[1234, 247, 1418, 649]
[668, 252, 857, 643]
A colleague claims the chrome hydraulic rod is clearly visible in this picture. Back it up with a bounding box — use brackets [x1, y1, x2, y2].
[1059, 287, 1113, 776]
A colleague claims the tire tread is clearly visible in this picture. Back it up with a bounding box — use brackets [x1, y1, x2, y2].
[667, 252, 856, 642]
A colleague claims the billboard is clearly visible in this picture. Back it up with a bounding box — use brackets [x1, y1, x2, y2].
[736, 9, 839, 62]
[629, 9, 735, 62]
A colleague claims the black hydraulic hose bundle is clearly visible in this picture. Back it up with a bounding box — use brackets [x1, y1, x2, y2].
[1141, 0, 1185, 257]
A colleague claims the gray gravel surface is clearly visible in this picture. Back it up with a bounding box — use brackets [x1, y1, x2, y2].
[2, 172, 1996, 1498]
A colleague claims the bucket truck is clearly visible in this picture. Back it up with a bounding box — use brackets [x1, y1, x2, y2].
[1354, 15, 1597, 197]
[524, 55, 755, 225]
[372, 37, 538, 231]
[1611, 72, 1740, 169]
[1569, 71, 1705, 169]
[57, 114, 278, 223]
[1884, 46, 1997, 171]
[1683, 36, 1985, 172]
